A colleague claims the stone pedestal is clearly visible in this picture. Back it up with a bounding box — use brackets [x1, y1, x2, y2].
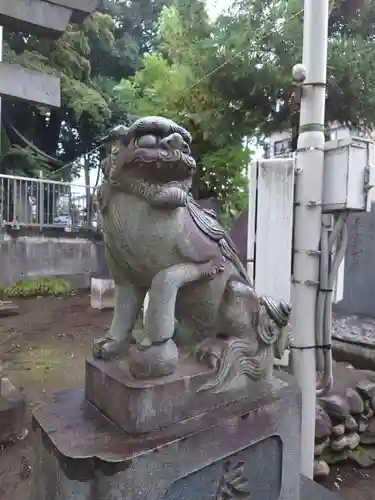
[86, 356, 288, 434]
[90, 277, 115, 310]
[33, 367, 304, 500]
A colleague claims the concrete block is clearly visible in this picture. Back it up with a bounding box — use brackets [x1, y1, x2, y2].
[32, 375, 302, 500]
[0, 0, 72, 39]
[0, 235, 99, 288]
[0, 378, 26, 444]
[0, 63, 61, 107]
[90, 277, 115, 310]
[45, 0, 102, 23]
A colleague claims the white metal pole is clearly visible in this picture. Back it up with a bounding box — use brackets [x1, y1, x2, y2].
[292, 0, 329, 479]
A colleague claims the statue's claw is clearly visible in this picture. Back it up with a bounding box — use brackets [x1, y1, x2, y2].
[203, 256, 226, 279]
[92, 337, 120, 360]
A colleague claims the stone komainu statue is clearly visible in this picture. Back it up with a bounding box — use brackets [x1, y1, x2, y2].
[93, 116, 291, 392]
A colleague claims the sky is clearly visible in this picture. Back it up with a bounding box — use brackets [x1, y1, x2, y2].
[206, 0, 230, 20]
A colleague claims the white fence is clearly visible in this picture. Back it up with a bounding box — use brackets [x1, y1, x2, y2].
[0, 173, 100, 230]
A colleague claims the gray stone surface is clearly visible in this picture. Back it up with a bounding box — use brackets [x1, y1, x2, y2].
[93, 115, 291, 391]
[0, 378, 26, 444]
[0, 233, 100, 287]
[332, 313, 375, 347]
[300, 476, 343, 499]
[86, 355, 288, 434]
[0, 62, 61, 107]
[0, 0, 101, 39]
[0, 0, 72, 38]
[335, 207, 375, 318]
[33, 374, 301, 500]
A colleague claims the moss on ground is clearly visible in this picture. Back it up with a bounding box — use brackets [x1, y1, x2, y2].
[0, 277, 72, 299]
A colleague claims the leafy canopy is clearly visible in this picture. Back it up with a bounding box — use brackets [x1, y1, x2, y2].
[114, 1, 250, 218]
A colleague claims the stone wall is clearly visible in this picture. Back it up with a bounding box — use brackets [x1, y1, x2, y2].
[0, 227, 106, 288]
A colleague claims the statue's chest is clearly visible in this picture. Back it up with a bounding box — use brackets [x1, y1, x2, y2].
[104, 194, 182, 271]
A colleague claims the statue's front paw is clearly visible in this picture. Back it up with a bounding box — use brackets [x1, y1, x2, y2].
[92, 337, 119, 360]
[203, 256, 226, 278]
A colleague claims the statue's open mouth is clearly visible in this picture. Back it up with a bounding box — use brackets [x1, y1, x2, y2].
[116, 146, 197, 183]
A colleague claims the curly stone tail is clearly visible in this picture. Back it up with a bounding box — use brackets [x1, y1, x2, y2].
[198, 297, 292, 394]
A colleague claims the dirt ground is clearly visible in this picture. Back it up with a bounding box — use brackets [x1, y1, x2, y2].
[0, 293, 112, 500]
[0, 293, 375, 499]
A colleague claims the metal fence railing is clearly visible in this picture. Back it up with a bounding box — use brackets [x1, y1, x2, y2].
[0, 173, 101, 231]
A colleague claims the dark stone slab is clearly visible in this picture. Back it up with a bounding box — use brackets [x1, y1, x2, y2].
[85, 355, 289, 434]
[300, 476, 343, 499]
[33, 378, 301, 500]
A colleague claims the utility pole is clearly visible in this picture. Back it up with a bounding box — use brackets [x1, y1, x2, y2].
[292, 0, 329, 479]
[0, 25, 3, 154]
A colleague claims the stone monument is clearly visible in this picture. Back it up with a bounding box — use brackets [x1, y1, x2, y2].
[33, 116, 341, 499]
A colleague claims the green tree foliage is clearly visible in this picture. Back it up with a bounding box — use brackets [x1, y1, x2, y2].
[1, 0, 170, 178]
[3, 13, 114, 176]
[208, 0, 375, 133]
[115, 1, 250, 218]
[4, 0, 375, 221]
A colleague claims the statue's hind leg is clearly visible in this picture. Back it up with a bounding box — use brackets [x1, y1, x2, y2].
[220, 280, 260, 338]
[197, 282, 292, 392]
[196, 280, 261, 377]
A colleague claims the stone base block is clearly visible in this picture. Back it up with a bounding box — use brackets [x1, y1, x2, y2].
[90, 277, 115, 310]
[0, 378, 26, 444]
[33, 376, 302, 500]
[85, 355, 288, 434]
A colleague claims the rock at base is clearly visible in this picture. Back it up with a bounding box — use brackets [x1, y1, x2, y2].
[314, 460, 330, 479]
[0, 378, 26, 444]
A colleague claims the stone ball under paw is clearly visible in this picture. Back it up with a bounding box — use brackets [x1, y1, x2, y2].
[129, 339, 179, 379]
